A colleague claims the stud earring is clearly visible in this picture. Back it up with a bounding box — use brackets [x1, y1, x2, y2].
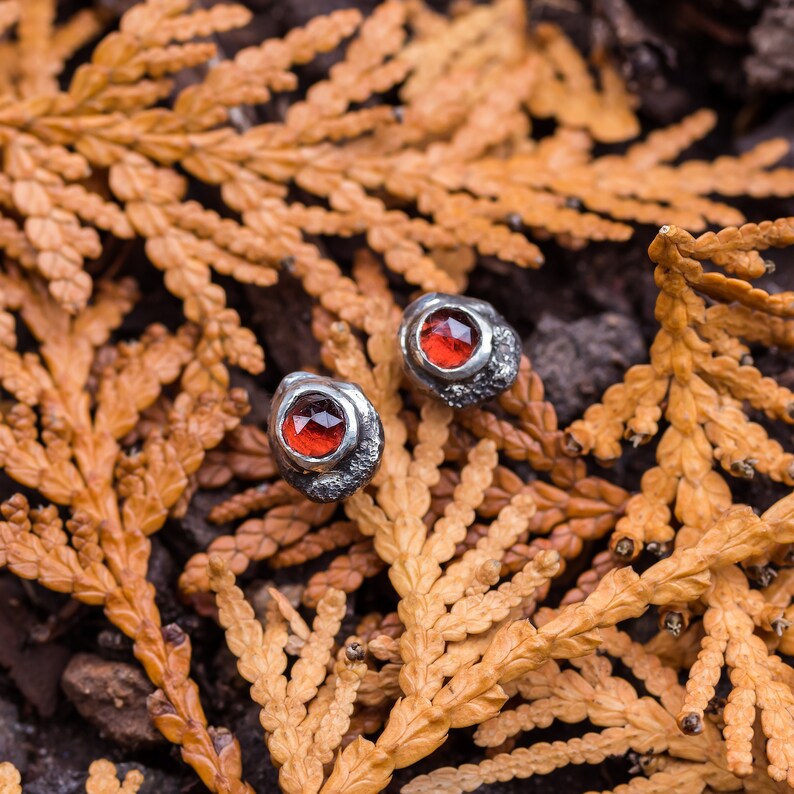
[398, 293, 521, 408]
[269, 373, 384, 503]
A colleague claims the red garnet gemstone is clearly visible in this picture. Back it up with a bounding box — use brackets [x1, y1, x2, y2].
[419, 308, 480, 369]
[282, 394, 346, 458]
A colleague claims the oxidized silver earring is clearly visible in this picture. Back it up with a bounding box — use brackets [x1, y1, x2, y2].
[269, 372, 384, 503]
[398, 293, 521, 408]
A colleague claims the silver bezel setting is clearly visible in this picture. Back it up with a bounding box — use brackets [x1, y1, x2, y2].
[273, 374, 360, 473]
[398, 293, 521, 408]
[409, 299, 493, 382]
[269, 372, 384, 503]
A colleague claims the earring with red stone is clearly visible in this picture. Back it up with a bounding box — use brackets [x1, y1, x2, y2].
[398, 293, 521, 408]
[269, 373, 384, 502]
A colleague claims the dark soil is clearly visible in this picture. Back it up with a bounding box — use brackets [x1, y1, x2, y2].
[2, 0, 794, 792]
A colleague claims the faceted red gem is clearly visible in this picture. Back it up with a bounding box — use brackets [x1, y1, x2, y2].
[420, 308, 480, 369]
[282, 394, 346, 458]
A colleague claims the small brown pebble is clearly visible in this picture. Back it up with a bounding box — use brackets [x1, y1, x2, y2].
[62, 654, 163, 749]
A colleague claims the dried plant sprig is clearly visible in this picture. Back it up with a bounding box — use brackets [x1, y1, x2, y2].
[400, 627, 750, 794]
[322, 489, 794, 793]
[0, 270, 252, 793]
[85, 760, 145, 794]
[674, 565, 794, 784]
[461, 354, 629, 559]
[0, 0, 104, 98]
[0, 759, 145, 794]
[0, 0, 789, 341]
[180, 223, 794, 793]
[198, 426, 277, 491]
[180, 494, 336, 599]
[185, 249, 625, 622]
[565, 217, 794, 784]
[0, 759, 144, 794]
[3, 0, 794, 790]
[209, 557, 367, 794]
[0, 762, 21, 794]
[288, 288, 794, 792]
[181, 360, 624, 610]
[569, 218, 794, 557]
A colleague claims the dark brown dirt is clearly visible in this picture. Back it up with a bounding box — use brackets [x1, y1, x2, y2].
[525, 312, 647, 426]
[2, 0, 794, 792]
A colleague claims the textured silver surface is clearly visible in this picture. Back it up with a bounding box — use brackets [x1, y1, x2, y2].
[269, 373, 384, 503]
[399, 293, 521, 408]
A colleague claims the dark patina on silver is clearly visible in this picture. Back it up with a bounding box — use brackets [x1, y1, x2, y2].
[269, 372, 384, 503]
[398, 293, 521, 408]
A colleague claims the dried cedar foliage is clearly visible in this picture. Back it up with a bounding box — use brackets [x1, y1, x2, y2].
[0, 0, 792, 337]
[0, 759, 145, 793]
[203, 240, 793, 794]
[0, 1, 793, 793]
[568, 219, 794, 788]
[84, 761, 145, 794]
[0, 269, 252, 790]
[391, 220, 794, 792]
[404, 626, 764, 793]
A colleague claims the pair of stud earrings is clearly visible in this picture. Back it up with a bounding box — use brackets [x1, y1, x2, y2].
[268, 293, 521, 502]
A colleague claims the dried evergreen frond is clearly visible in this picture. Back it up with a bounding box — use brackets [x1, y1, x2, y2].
[85, 760, 144, 794]
[569, 218, 794, 556]
[461, 355, 630, 566]
[310, 297, 794, 793]
[401, 627, 766, 794]
[3, 0, 794, 790]
[567, 217, 794, 785]
[200, 258, 794, 792]
[0, 270, 252, 792]
[198, 426, 277, 489]
[0, 762, 21, 794]
[676, 565, 794, 783]
[0, 0, 104, 97]
[178, 422, 376, 608]
[209, 558, 367, 794]
[0, 759, 145, 794]
[0, 0, 790, 340]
